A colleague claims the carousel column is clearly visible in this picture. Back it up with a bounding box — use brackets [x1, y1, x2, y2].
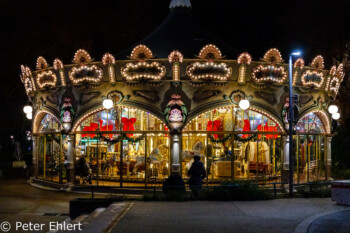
[32, 136, 38, 177]
[170, 132, 182, 175]
[66, 134, 75, 184]
[325, 136, 332, 179]
[282, 136, 290, 183]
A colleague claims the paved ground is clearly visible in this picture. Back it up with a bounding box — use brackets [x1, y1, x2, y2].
[112, 200, 349, 233]
[308, 210, 350, 233]
[1, 177, 349, 233]
[0, 177, 103, 233]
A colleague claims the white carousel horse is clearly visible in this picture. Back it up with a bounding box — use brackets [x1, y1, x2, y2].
[132, 144, 166, 173]
[245, 141, 270, 164]
[182, 141, 205, 161]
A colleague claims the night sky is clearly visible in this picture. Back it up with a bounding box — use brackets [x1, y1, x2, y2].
[0, 0, 349, 147]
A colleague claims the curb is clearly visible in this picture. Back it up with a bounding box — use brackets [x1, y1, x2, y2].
[294, 209, 349, 233]
[102, 202, 134, 233]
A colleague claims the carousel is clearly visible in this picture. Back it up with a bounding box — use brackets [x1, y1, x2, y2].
[20, 0, 343, 188]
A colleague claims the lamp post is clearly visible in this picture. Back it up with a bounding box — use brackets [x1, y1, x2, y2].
[103, 98, 114, 135]
[23, 105, 33, 120]
[289, 51, 301, 197]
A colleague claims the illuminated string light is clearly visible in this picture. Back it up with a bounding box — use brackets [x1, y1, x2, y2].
[173, 63, 180, 81]
[249, 107, 285, 133]
[73, 49, 92, 64]
[102, 53, 116, 65]
[53, 59, 63, 70]
[186, 62, 231, 81]
[108, 65, 116, 83]
[251, 65, 287, 84]
[301, 70, 324, 88]
[36, 70, 57, 88]
[121, 62, 166, 81]
[72, 106, 166, 132]
[294, 58, 304, 69]
[310, 55, 324, 69]
[237, 52, 252, 84]
[102, 53, 116, 83]
[33, 111, 60, 134]
[72, 107, 104, 132]
[130, 45, 153, 60]
[69, 65, 103, 84]
[36, 56, 49, 70]
[168, 50, 183, 63]
[300, 111, 330, 134]
[238, 65, 246, 83]
[198, 44, 222, 60]
[183, 106, 285, 134]
[325, 65, 336, 91]
[292, 58, 304, 85]
[20, 65, 35, 96]
[263, 48, 283, 63]
[327, 63, 345, 95]
[52, 59, 66, 86]
[238, 52, 252, 65]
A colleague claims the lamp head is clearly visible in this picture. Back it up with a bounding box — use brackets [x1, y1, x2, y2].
[239, 99, 250, 110]
[291, 51, 302, 56]
[332, 112, 340, 120]
[103, 99, 114, 109]
[23, 105, 33, 114]
[328, 105, 338, 114]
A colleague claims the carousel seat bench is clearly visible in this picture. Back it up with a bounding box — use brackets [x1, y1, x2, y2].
[249, 162, 268, 173]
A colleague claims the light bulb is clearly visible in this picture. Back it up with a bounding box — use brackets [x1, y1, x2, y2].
[103, 99, 113, 109]
[26, 112, 32, 120]
[23, 105, 33, 114]
[328, 105, 338, 114]
[332, 112, 340, 120]
[239, 99, 250, 110]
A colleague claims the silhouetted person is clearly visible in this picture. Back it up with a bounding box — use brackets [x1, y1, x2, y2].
[188, 155, 206, 198]
[76, 156, 92, 184]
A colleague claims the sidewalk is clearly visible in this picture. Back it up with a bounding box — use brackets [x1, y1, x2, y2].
[307, 210, 350, 233]
[111, 199, 349, 233]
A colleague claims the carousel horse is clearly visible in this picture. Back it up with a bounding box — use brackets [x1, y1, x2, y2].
[132, 144, 166, 173]
[245, 141, 270, 173]
[182, 141, 205, 161]
[182, 141, 205, 174]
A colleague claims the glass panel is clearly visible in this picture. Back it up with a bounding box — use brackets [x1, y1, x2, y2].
[74, 132, 170, 187]
[145, 133, 170, 187]
[37, 136, 45, 179]
[208, 134, 232, 182]
[38, 114, 60, 133]
[182, 106, 282, 183]
[75, 134, 122, 186]
[37, 134, 61, 182]
[182, 133, 207, 183]
[296, 135, 309, 183]
[77, 107, 167, 132]
[296, 112, 325, 133]
[184, 107, 281, 133]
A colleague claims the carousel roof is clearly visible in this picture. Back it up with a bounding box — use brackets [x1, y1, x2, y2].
[117, 0, 237, 59]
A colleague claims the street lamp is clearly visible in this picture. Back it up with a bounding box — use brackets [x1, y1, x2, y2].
[288, 50, 301, 197]
[328, 105, 338, 114]
[102, 99, 113, 109]
[239, 99, 250, 110]
[23, 105, 33, 114]
[26, 112, 33, 120]
[23, 104, 33, 120]
[332, 112, 340, 120]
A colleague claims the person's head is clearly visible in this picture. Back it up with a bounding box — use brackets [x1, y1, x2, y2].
[224, 147, 229, 153]
[193, 155, 201, 161]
